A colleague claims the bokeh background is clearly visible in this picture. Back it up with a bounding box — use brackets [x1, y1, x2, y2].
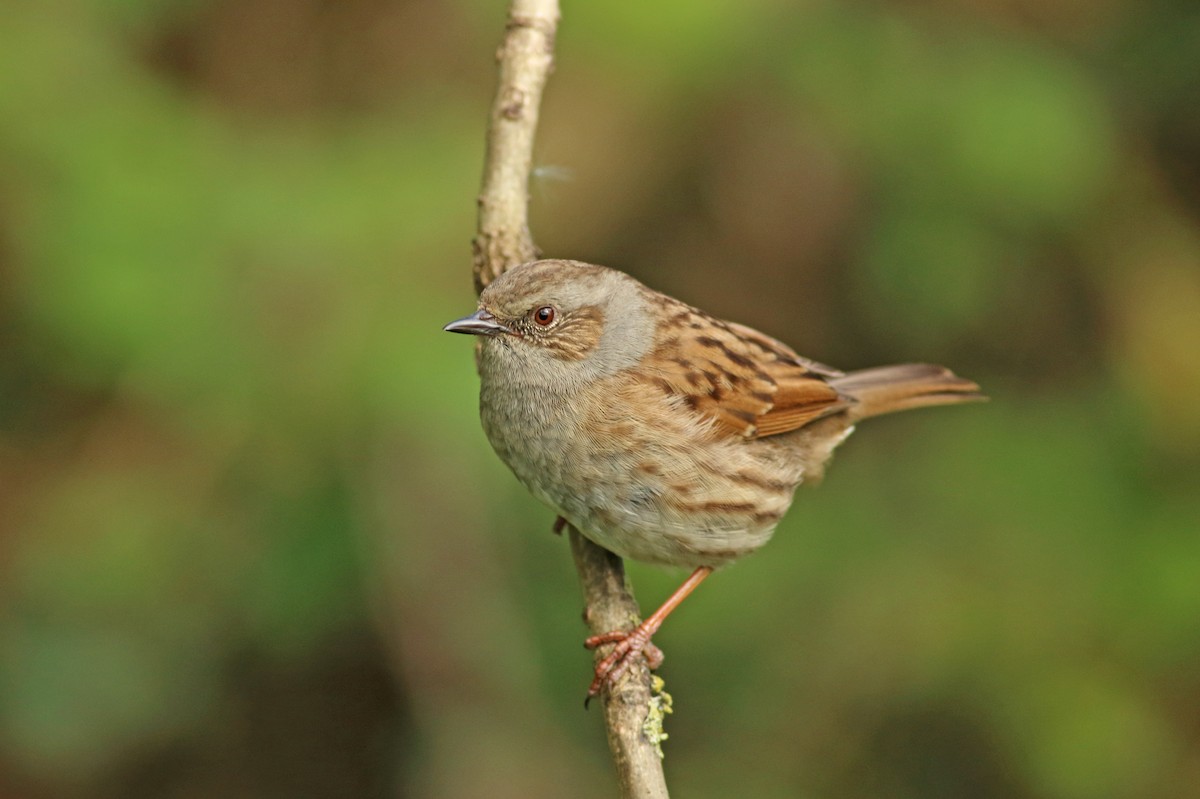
[2, 0, 1199, 797]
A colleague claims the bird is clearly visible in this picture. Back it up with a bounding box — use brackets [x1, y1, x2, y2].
[444, 258, 984, 699]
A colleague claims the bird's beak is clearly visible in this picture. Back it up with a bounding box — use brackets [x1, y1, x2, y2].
[443, 309, 511, 336]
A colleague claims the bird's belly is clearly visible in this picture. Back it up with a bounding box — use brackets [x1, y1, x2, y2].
[568, 465, 798, 568]
[480, 388, 813, 569]
[552, 433, 803, 569]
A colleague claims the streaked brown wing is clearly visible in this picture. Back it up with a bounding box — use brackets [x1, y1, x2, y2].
[637, 300, 848, 440]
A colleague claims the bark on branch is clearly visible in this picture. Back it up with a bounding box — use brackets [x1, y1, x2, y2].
[470, 2, 671, 796]
[471, 0, 555, 293]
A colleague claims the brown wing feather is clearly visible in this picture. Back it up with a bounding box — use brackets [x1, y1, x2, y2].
[753, 367, 845, 436]
[636, 294, 848, 440]
[722, 321, 844, 378]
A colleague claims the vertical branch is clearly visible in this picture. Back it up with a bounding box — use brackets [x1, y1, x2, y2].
[472, 0, 556, 293]
[471, 2, 671, 797]
[570, 535, 672, 799]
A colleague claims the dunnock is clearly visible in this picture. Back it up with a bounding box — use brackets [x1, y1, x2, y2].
[445, 259, 983, 697]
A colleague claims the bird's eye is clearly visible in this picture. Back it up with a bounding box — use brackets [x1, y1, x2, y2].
[533, 306, 556, 326]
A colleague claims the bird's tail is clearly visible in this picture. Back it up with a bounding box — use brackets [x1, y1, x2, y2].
[831, 364, 985, 421]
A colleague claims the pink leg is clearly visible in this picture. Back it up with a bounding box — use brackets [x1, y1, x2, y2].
[584, 566, 713, 701]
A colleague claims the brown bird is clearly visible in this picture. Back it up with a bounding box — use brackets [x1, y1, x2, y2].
[445, 259, 983, 699]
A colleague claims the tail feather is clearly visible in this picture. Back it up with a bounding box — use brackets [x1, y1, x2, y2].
[830, 364, 985, 421]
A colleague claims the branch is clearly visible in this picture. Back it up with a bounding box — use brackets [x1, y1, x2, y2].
[471, 2, 671, 797]
[570, 533, 672, 798]
[472, 0, 555, 293]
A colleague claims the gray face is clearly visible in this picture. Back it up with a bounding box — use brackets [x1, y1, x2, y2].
[447, 259, 658, 393]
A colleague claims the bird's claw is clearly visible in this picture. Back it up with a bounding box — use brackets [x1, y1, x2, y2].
[583, 626, 664, 706]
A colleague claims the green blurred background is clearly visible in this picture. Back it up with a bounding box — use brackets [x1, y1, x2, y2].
[2, 0, 1199, 797]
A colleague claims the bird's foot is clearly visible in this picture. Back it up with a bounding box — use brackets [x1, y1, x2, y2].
[583, 622, 665, 704]
[580, 566, 712, 707]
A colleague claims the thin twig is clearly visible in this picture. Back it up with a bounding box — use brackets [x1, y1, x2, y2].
[471, 2, 671, 797]
[472, 0, 555, 293]
[570, 534, 672, 798]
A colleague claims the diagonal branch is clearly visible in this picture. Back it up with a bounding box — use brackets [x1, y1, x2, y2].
[470, 2, 670, 797]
